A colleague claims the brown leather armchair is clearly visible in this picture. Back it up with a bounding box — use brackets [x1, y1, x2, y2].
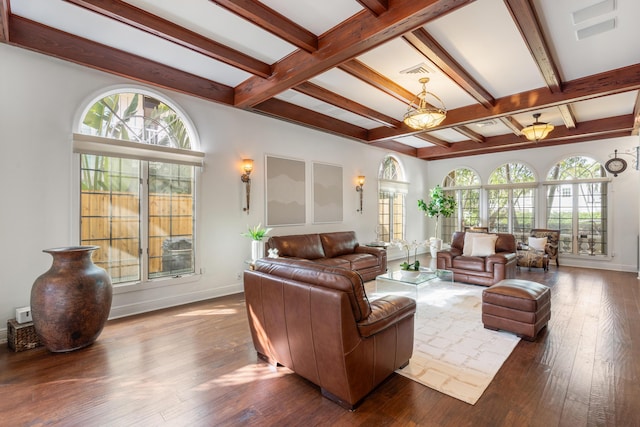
[243, 257, 416, 409]
[437, 231, 517, 286]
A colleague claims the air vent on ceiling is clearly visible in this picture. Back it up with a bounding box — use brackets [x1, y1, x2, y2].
[399, 62, 434, 75]
[572, 0, 615, 25]
[475, 120, 497, 128]
[576, 18, 616, 40]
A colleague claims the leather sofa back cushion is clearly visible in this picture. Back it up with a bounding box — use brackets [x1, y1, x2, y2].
[268, 234, 325, 259]
[254, 258, 372, 321]
[320, 231, 358, 258]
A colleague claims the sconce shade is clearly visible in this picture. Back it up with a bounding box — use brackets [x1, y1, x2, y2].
[242, 159, 254, 174]
[357, 176, 365, 186]
[521, 113, 554, 142]
[403, 78, 447, 130]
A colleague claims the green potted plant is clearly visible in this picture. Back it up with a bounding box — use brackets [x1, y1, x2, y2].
[418, 185, 456, 257]
[241, 223, 272, 261]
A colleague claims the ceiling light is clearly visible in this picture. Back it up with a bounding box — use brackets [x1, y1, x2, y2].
[403, 78, 447, 130]
[521, 113, 554, 142]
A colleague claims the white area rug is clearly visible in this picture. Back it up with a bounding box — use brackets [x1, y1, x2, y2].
[372, 279, 520, 405]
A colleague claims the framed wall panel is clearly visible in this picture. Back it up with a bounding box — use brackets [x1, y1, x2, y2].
[313, 162, 343, 223]
[266, 155, 306, 226]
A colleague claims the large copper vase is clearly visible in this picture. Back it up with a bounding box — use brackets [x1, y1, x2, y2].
[31, 246, 113, 352]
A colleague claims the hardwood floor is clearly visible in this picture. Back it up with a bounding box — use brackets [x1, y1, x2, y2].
[2, 258, 639, 426]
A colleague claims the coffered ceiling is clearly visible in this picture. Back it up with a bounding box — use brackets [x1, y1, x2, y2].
[2, 0, 640, 160]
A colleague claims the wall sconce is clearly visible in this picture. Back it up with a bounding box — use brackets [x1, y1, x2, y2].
[241, 159, 253, 214]
[356, 175, 365, 214]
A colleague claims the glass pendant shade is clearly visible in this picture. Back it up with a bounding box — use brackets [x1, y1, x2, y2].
[403, 78, 447, 130]
[521, 113, 554, 141]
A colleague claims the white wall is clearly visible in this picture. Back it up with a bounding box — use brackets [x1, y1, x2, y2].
[0, 44, 430, 335]
[1, 44, 638, 342]
[426, 139, 640, 272]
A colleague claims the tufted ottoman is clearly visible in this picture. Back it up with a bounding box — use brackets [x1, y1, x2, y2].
[482, 279, 551, 341]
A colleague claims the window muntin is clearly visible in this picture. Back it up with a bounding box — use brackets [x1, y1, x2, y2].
[545, 156, 608, 256]
[377, 156, 406, 242]
[79, 91, 197, 284]
[442, 168, 481, 243]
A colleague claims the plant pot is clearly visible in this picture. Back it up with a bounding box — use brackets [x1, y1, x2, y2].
[400, 270, 421, 279]
[430, 238, 442, 258]
[251, 240, 265, 262]
[31, 246, 112, 352]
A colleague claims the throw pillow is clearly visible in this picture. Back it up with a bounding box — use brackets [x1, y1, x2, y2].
[529, 236, 547, 251]
[463, 232, 487, 256]
[470, 235, 499, 257]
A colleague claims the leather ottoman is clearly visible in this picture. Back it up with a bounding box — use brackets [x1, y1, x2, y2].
[482, 279, 550, 341]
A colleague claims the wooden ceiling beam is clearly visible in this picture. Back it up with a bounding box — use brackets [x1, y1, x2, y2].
[403, 28, 494, 108]
[232, 0, 474, 108]
[7, 16, 234, 105]
[294, 81, 401, 127]
[368, 63, 640, 142]
[63, 0, 272, 78]
[455, 126, 485, 143]
[339, 59, 415, 103]
[210, 0, 317, 53]
[499, 116, 524, 135]
[0, 0, 9, 42]
[356, 0, 389, 16]
[631, 91, 640, 136]
[417, 115, 634, 160]
[253, 98, 369, 140]
[504, 0, 562, 92]
[414, 133, 451, 148]
[557, 104, 576, 129]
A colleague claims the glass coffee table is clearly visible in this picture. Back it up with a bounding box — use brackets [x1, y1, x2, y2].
[374, 268, 453, 298]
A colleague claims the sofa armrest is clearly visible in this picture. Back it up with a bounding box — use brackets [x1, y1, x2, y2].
[436, 248, 461, 269]
[485, 252, 517, 272]
[357, 295, 416, 338]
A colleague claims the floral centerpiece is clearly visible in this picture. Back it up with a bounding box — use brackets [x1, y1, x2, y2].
[242, 223, 272, 262]
[393, 239, 424, 273]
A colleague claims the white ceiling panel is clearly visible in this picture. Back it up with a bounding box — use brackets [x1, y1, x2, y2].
[260, 0, 363, 36]
[426, 0, 547, 98]
[122, 0, 297, 63]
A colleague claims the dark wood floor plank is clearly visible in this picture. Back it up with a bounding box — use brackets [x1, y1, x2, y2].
[2, 261, 640, 426]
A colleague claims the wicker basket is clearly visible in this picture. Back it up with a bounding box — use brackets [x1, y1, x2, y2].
[7, 319, 42, 352]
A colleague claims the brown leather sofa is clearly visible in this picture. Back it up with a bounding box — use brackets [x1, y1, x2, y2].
[436, 231, 517, 286]
[243, 257, 416, 409]
[265, 231, 386, 281]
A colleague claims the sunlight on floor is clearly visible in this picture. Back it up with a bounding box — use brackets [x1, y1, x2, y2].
[175, 308, 238, 316]
[193, 363, 290, 390]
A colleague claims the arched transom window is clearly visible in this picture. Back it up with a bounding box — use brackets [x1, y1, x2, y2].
[74, 90, 203, 285]
[377, 156, 408, 242]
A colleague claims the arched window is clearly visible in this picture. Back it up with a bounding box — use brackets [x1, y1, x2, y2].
[441, 168, 481, 242]
[74, 90, 203, 285]
[377, 155, 408, 242]
[544, 156, 608, 256]
[486, 163, 536, 242]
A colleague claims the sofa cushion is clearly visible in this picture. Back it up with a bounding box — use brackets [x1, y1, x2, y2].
[268, 234, 325, 259]
[313, 258, 351, 269]
[452, 256, 486, 272]
[462, 232, 488, 256]
[470, 235, 498, 257]
[320, 231, 358, 258]
[338, 253, 379, 270]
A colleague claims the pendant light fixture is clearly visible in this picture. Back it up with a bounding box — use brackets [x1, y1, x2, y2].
[403, 77, 447, 130]
[521, 113, 554, 142]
